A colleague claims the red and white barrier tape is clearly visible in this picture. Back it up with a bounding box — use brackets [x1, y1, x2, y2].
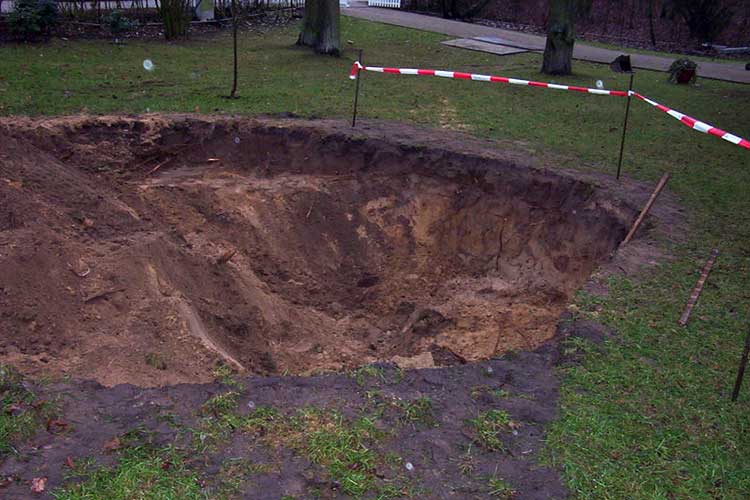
[349, 61, 628, 97]
[349, 61, 750, 151]
[631, 92, 750, 150]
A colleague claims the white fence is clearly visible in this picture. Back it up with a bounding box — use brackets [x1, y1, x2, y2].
[367, 0, 400, 8]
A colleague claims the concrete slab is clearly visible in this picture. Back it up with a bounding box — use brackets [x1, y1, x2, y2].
[472, 36, 537, 51]
[441, 38, 529, 56]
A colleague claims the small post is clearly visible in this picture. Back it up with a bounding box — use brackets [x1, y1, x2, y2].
[620, 171, 670, 248]
[352, 49, 363, 128]
[678, 248, 719, 327]
[731, 327, 750, 402]
[616, 72, 635, 180]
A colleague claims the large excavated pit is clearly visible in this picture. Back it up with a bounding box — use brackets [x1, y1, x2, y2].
[0, 116, 633, 387]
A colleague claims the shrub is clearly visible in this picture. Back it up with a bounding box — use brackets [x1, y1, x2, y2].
[158, 0, 192, 40]
[668, 58, 698, 84]
[106, 10, 137, 39]
[8, 0, 59, 40]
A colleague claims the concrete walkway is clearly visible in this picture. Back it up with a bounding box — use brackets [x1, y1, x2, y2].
[342, 3, 750, 84]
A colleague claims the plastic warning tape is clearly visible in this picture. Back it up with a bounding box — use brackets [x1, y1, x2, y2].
[349, 61, 629, 97]
[631, 92, 750, 150]
[349, 60, 750, 151]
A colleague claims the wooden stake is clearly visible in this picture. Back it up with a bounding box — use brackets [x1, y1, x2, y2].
[620, 172, 670, 248]
[678, 248, 719, 326]
[731, 327, 750, 402]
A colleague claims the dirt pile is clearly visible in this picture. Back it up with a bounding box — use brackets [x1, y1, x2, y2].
[0, 115, 633, 386]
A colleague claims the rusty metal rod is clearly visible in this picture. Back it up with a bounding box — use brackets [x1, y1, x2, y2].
[678, 248, 720, 326]
[620, 172, 671, 248]
[616, 72, 635, 180]
[351, 49, 363, 127]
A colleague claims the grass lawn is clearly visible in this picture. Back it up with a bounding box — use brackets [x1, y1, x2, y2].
[1, 15, 749, 500]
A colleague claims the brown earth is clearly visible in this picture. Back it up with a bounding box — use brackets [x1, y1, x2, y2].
[0, 115, 636, 387]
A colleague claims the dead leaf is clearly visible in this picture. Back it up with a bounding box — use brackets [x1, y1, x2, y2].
[103, 436, 122, 452]
[4, 403, 23, 415]
[46, 419, 69, 433]
[82, 217, 95, 228]
[65, 456, 75, 469]
[30, 476, 47, 494]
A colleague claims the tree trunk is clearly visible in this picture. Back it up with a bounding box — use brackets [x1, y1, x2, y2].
[297, 0, 341, 56]
[229, 0, 239, 98]
[541, 0, 576, 75]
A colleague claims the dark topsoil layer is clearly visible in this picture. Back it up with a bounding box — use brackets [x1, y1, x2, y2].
[0, 318, 611, 500]
[0, 115, 683, 499]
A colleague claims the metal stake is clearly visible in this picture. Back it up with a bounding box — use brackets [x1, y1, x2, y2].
[352, 49, 363, 128]
[616, 72, 635, 180]
[731, 326, 750, 402]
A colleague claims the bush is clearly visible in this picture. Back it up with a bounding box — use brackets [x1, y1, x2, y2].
[158, 0, 192, 40]
[8, 0, 58, 40]
[668, 58, 698, 84]
[106, 10, 137, 39]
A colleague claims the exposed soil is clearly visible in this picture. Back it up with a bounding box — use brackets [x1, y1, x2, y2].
[0, 115, 684, 499]
[0, 331, 577, 500]
[0, 115, 639, 387]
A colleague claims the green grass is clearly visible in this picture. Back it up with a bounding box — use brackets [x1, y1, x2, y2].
[2, 15, 750, 500]
[0, 364, 56, 456]
[487, 475, 516, 498]
[53, 444, 206, 500]
[467, 409, 517, 452]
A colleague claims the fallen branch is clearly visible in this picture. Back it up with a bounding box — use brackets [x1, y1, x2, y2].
[620, 172, 670, 248]
[678, 248, 719, 326]
[731, 327, 750, 402]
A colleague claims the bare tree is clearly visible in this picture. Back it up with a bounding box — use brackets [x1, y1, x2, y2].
[297, 0, 340, 56]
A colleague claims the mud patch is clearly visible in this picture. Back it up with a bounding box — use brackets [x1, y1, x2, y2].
[0, 115, 637, 386]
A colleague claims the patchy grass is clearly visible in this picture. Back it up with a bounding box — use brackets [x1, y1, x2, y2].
[0, 364, 56, 456]
[212, 362, 243, 390]
[487, 475, 516, 498]
[2, 14, 750, 500]
[362, 391, 436, 428]
[468, 410, 517, 452]
[53, 444, 205, 500]
[201, 391, 240, 418]
[350, 365, 388, 386]
[144, 352, 167, 370]
[394, 397, 435, 427]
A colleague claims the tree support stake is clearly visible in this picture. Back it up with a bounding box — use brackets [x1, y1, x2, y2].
[352, 49, 363, 127]
[616, 72, 635, 180]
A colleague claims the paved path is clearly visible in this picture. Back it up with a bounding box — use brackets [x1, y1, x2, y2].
[342, 3, 750, 84]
